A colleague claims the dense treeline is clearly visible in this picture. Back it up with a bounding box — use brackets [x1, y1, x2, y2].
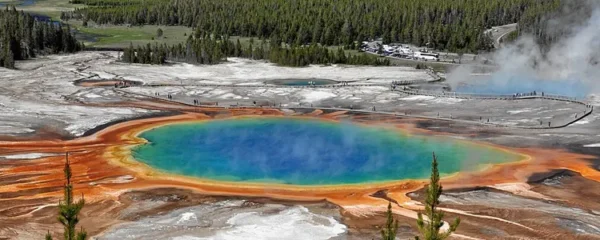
[268, 44, 390, 67]
[516, 0, 591, 48]
[122, 34, 389, 67]
[0, 7, 83, 69]
[62, 0, 559, 53]
[122, 34, 237, 65]
[122, 42, 168, 64]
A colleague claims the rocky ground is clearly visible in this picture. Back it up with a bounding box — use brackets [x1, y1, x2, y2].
[0, 52, 599, 239]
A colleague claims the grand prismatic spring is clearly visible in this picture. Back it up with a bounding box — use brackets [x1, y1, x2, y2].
[1, 50, 599, 239]
[132, 118, 523, 185]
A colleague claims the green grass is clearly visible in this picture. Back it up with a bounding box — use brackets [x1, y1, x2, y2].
[16, 0, 84, 20]
[71, 23, 192, 48]
[79, 27, 153, 46]
[10, 0, 192, 47]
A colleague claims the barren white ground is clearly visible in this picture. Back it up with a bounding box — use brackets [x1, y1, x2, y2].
[0, 51, 597, 150]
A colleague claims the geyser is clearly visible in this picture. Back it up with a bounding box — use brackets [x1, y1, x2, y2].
[132, 118, 523, 185]
[449, 0, 600, 98]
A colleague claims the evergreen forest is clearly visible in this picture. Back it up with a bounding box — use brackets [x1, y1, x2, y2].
[1, 7, 83, 69]
[121, 34, 390, 66]
[63, 0, 561, 53]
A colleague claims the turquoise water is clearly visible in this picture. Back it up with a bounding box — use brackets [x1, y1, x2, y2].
[455, 75, 588, 98]
[132, 118, 520, 185]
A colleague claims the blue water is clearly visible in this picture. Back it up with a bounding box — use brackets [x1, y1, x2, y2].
[455, 74, 588, 98]
[0, 0, 37, 7]
[132, 118, 521, 185]
[0, 1, 56, 24]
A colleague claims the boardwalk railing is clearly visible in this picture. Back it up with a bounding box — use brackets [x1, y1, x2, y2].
[393, 88, 585, 104]
[392, 87, 593, 129]
[145, 79, 431, 89]
[113, 87, 593, 130]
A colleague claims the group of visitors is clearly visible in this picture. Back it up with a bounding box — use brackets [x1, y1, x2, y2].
[512, 91, 542, 98]
[113, 81, 131, 88]
[153, 92, 171, 99]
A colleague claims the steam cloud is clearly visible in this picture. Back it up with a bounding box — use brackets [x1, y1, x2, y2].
[448, 0, 600, 98]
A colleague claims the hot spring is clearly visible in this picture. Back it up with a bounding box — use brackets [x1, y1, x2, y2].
[132, 118, 523, 185]
[452, 74, 589, 98]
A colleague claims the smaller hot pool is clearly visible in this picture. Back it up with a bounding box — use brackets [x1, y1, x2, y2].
[266, 79, 338, 86]
[452, 75, 588, 98]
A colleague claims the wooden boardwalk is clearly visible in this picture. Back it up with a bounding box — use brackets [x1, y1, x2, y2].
[114, 87, 593, 130]
[393, 88, 584, 104]
[392, 88, 593, 129]
[144, 79, 428, 89]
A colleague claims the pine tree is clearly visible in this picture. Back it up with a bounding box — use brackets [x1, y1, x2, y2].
[0, 8, 81, 69]
[457, 49, 465, 64]
[381, 202, 398, 240]
[47, 153, 87, 240]
[234, 39, 242, 57]
[415, 153, 460, 240]
[122, 43, 132, 62]
[4, 43, 15, 69]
